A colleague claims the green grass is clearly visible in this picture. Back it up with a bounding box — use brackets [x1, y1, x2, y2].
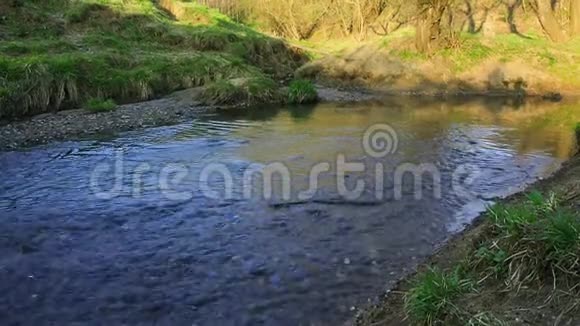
[474, 192, 580, 288]
[85, 98, 117, 112]
[404, 267, 474, 325]
[487, 203, 539, 236]
[0, 0, 304, 119]
[404, 191, 580, 324]
[200, 76, 280, 106]
[542, 210, 580, 267]
[380, 30, 580, 81]
[438, 36, 493, 72]
[474, 246, 509, 277]
[287, 79, 318, 104]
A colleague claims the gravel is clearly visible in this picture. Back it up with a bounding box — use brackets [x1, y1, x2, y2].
[0, 86, 378, 150]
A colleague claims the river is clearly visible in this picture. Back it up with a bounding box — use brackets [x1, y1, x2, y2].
[0, 97, 578, 325]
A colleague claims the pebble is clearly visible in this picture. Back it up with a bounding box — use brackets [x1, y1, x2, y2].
[0, 93, 212, 150]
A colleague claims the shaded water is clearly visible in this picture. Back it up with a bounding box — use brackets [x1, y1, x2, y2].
[0, 98, 578, 325]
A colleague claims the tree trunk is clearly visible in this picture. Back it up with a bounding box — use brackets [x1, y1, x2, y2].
[415, 1, 447, 53]
[536, 0, 567, 42]
[571, 0, 580, 36]
[415, 19, 432, 52]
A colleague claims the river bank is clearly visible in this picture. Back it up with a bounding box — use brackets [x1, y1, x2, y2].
[0, 86, 378, 150]
[4, 84, 578, 151]
[297, 38, 580, 99]
[354, 137, 580, 325]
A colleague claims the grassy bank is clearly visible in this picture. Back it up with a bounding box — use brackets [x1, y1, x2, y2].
[356, 134, 580, 325]
[0, 0, 305, 120]
[297, 29, 580, 96]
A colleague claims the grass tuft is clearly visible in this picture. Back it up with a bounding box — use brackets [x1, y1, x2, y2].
[404, 267, 474, 325]
[526, 191, 559, 214]
[487, 203, 538, 237]
[541, 210, 580, 269]
[200, 77, 280, 106]
[287, 79, 318, 104]
[85, 98, 116, 112]
[475, 192, 580, 289]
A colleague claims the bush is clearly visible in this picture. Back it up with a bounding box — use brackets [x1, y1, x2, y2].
[86, 98, 117, 112]
[287, 79, 318, 104]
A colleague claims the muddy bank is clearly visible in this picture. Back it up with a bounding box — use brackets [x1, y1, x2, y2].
[298, 45, 580, 99]
[353, 149, 580, 325]
[0, 86, 375, 150]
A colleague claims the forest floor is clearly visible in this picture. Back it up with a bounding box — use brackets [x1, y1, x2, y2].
[354, 135, 580, 325]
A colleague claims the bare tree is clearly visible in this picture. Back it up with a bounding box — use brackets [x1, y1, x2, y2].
[415, 0, 455, 52]
[370, 2, 409, 36]
[250, 0, 331, 40]
[532, 0, 567, 41]
[239, 0, 408, 40]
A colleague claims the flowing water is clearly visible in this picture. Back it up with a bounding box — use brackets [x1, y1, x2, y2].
[0, 98, 579, 325]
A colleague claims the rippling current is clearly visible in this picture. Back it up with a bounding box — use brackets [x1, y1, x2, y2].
[0, 98, 578, 325]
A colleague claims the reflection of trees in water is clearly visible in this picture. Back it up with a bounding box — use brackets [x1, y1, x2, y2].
[402, 99, 580, 159]
[168, 98, 579, 162]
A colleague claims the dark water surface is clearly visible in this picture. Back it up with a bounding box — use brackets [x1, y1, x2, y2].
[0, 98, 579, 325]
